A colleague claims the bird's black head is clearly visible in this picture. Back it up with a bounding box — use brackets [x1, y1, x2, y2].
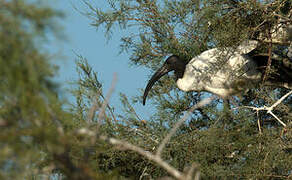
[142, 55, 186, 105]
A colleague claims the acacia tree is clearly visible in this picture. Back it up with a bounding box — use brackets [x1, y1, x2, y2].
[79, 0, 292, 179]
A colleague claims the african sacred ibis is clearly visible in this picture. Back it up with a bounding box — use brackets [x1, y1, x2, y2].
[143, 40, 292, 105]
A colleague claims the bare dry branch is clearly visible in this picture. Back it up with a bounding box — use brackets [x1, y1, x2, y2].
[99, 135, 184, 179]
[270, 90, 292, 109]
[240, 90, 292, 127]
[156, 96, 216, 157]
[100, 93, 118, 123]
[256, 111, 262, 134]
[87, 97, 99, 123]
[130, 128, 160, 144]
[97, 73, 117, 128]
[100, 109, 207, 180]
[139, 166, 149, 180]
[185, 163, 200, 180]
[78, 75, 212, 179]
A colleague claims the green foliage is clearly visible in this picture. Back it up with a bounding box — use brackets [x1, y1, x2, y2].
[1, 0, 291, 179]
[80, 0, 292, 179]
[84, 0, 291, 109]
[0, 0, 63, 178]
[70, 59, 292, 179]
[0, 1, 116, 179]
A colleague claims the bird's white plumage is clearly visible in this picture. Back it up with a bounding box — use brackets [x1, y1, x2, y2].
[176, 40, 261, 98]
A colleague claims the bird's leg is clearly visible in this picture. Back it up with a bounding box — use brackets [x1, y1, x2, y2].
[222, 99, 234, 125]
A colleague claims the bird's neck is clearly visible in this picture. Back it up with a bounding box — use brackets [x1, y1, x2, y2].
[174, 62, 187, 79]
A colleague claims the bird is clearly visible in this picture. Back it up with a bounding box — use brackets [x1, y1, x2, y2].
[142, 40, 292, 105]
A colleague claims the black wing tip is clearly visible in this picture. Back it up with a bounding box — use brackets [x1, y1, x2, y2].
[142, 98, 146, 105]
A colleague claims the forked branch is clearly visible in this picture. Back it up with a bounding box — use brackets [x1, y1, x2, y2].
[241, 90, 292, 128]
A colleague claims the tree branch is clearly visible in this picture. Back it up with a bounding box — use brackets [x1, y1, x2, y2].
[100, 135, 184, 179]
[156, 96, 216, 157]
[97, 73, 117, 128]
[240, 90, 292, 127]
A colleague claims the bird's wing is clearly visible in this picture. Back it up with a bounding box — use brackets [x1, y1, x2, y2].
[236, 40, 258, 54]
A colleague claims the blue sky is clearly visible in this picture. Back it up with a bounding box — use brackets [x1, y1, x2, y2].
[52, 0, 154, 119]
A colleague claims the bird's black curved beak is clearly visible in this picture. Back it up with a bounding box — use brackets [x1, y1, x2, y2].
[143, 65, 171, 105]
